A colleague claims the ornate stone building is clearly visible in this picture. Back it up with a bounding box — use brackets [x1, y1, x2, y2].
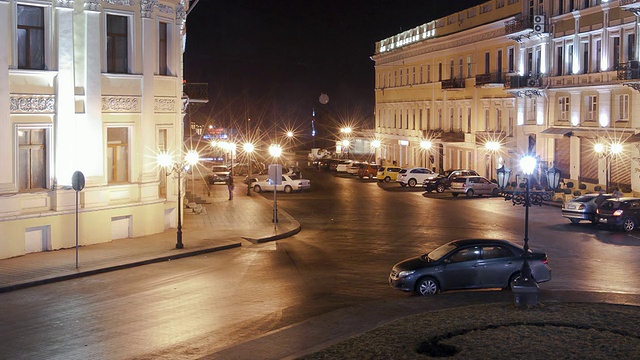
[372, 0, 640, 193]
[0, 0, 188, 259]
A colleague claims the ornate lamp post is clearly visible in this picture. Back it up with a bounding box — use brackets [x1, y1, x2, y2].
[157, 150, 199, 249]
[594, 141, 623, 192]
[269, 144, 282, 224]
[485, 141, 501, 179]
[243, 142, 254, 196]
[341, 139, 350, 159]
[496, 164, 512, 190]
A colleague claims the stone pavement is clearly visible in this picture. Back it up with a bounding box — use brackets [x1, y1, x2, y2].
[0, 178, 300, 293]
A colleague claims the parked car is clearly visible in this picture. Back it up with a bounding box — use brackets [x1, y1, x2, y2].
[450, 176, 500, 197]
[346, 162, 365, 175]
[376, 166, 402, 183]
[562, 193, 613, 224]
[336, 160, 355, 173]
[389, 239, 551, 296]
[252, 174, 311, 193]
[317, 159, 340, 172]
[396, 167, 437, 187]
[358, 164, 379, 179]
[423, 169, 480, 193]
[596, 197, 640, 232]
[207, 165, 230, 184]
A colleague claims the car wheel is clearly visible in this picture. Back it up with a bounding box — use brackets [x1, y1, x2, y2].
[436, 184, 446, 193]
[452, 193, 459, 197]
[416, 277, 440, 295]
[623, 217, 637, 232]
[570, 218, 580, 224]
[491, 188, 499, 197]
[384, 176, 391, 183]
[408, 178, 417, 187]
[253, 185, 261, 193]
[466, 189, 474, 198]
[400, 183, 406, 187]
[284, 185, 293, 194]
[505, 272, 521, 290]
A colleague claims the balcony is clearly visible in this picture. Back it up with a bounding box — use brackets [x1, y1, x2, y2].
[506, 75, 540, 89]
[475, 73, 506, 87]
[183, 82, 209, 103]
[441, 78, 465, 90]
[617, 61, 640, 81]
[620, 0, 640, 11]
[504, 16, 532, 35]
[440, 131, 465, 142]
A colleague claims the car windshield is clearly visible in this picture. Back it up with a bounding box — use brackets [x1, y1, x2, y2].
[573, 196, 597, 203]
[424, 243, 458, 262]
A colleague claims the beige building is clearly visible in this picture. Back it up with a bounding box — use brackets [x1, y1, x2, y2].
[0, 0, 189, 259]
[372, 0, 640, 192]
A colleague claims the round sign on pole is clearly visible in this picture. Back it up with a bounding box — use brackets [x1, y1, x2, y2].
[72, 171, 85, 191]
[319, 93, 329, 105]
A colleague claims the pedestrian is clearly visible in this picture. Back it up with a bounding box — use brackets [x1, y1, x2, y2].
[612, 188, 623, 198]
[227, 176, 234, 200]
[595, 189, 606, 207]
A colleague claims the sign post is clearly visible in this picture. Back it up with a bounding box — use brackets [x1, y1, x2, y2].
[268, 164, 282, 226]
[71, 171, 85, 268]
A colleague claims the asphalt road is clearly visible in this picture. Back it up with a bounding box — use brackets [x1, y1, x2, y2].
[2, 165, 640, 359]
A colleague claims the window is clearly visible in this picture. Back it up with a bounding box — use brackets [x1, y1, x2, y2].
[613, 37, 620, 69]
[484, 108, 490, 131]
[107, 127, 129, 183]
[427, 64, 431, 82]
[467, 56, 472, 77]
[507, 47, 514, 73]
[18, 128, 47, 190]
[558, 96, 570, 121]
[584, 95, 597, 122]
[595, 39, 601, 71]
[412, 66, 416, 84]
[496, 109, 502, 131]
[615, 94, 629, 121]
[107, 14, 129, 73]
[556, 45, 564, 76]
[582, 41, 589, 74]
[507, 109, 514, 137]
[159, 22, 168, 75]
[448, 247, 481, 263]
[458, 58, 463, 78]
[17, 5, 45, 70]
[450, 60, 454, 79]
[438, 62, 442, 81]
[484, 52, 490, 74]
[567, 44, 573, 74]
[482, 246, 513, 260]
[627, 33, 636, 62]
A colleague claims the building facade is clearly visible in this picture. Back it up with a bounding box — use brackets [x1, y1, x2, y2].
[0, 0, 188, 259]
[372, 0, 640, 193]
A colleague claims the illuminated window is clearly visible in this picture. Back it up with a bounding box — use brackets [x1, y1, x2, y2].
[107, 127, 129, 183]
[107, 14, 129, 73]
[17, 5, 45, 70]
[558, 96, 570, 121]
[18, 128, 47, 190]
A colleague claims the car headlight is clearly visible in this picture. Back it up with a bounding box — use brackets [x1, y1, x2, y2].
[398, 270, 415, 277]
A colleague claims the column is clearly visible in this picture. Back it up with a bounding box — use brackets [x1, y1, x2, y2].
[0, 0, 11, 190]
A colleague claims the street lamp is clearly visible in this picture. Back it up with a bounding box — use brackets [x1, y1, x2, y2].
[496, 164, 512, 190]
[594, 141, 623, 192]
[243, 142, 254, 196]
[157, 150, 199, 249]
[485, 141, 501, 179]
[371, 139, 381, 164]
[269, 144, 282, 224]
[420, 140, 432, 169]
[341, 139, 350, 159]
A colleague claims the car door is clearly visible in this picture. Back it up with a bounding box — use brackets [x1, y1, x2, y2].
[476, 245, 519, 287]
[477, 177, 491, 194]
[439, 246, 481, 290]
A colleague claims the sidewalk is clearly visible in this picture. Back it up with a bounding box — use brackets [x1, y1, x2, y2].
[0, 179, 300, 293]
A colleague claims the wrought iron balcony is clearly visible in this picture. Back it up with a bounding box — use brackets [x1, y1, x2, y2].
[504, 16, 532, 35]
[440, 131, 465, 142]
[183, 82, 209, 103]
[506, 75, 540, 89]
[475, 73, 506, 86]
[441, 78, 465, 90]
[617, 61, 640, 80]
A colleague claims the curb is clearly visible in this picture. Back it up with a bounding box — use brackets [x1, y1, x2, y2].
[244, 224, 302, 244]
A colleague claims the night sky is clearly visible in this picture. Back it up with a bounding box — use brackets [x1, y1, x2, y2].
[183, 0, 485, 145]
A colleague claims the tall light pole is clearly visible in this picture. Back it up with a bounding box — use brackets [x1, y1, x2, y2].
[485, 141, 501, 179]
[594, 141, 623, 192]
[269, 144, 282, 224]
[371, 139, 381, 164]
[157, 150, 199, 249]
[420, 140, 432, 169]
[244, 142, 254, 196]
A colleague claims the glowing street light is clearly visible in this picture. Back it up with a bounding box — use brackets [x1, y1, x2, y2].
[157, 150, 200, 249]
[594, 141, 623, 192]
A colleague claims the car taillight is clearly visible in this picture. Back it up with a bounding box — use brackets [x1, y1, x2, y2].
[542, 257, 549, 265]
[613, 210, 624, 216]
[596, 208, 600, 214]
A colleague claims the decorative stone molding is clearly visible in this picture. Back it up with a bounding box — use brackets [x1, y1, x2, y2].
[102, 0, 134, 6]
[101, 96, 141, 112]
[156, 3, 173, 14]
[10, 95, 55, 113]
[154, 98, 175, 112]
[85, 0, 101, 11]
[140, 0, 157, 18]
[56, 0, 74, 8]
[176, 0, 186, 25]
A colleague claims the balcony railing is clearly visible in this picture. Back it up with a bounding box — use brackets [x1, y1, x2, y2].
[183, 82, 209, 103]
[504, 16, 532, 35]
[507, 75, 540, 89]
[617, 61, 640, 80]
[441, 131, 465, 142]
[475, 73, 506, 86]
[441, 78, 465, 89]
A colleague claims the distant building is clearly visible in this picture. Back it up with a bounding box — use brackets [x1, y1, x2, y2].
[372, 0, 640, 192]
[0, 0, 190, 259]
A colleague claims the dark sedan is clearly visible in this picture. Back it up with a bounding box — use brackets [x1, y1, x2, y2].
[596, 197, 640, 232]
[389, 239, 551, 296]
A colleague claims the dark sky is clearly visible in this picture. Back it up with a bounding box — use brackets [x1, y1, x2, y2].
[183, 0, 484, 142]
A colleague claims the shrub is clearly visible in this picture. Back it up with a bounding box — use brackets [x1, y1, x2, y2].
[535, 185, 542, 190]
[519, 182, 526, 189]
[622, 186, 632, 193]
[566, 182, 574, 188]
[594, 185, 602, 191]
[563, 189, 572, 194]
[579, 184, 587, 190]
[510, 181, 517, 187]
[555, 189, 564, 193]
[573, 190, 582, 196]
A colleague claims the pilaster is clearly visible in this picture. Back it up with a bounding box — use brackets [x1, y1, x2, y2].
[0, 0, 12, 191]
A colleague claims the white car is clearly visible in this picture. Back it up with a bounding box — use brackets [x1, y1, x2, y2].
[450, 176, 500, 197]
[346, 162, 365, 175]
[396, 167, 437, 187]
[336, 160, 355, 173]
[252, 174, 311, 193]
